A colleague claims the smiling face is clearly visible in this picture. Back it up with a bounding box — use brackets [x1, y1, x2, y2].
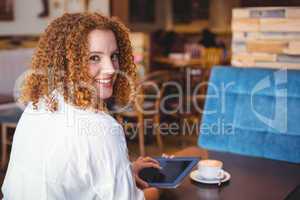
[87, 29, 119, 100]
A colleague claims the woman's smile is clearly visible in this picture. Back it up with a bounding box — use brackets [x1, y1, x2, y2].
[95, 76, 114, 88]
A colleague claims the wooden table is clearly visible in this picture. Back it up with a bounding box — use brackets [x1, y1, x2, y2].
[161, 151, 300, 200]
[153, 56, 202, 68]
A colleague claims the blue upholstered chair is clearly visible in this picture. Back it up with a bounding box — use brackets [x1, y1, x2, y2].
[198, 66, 300, 163]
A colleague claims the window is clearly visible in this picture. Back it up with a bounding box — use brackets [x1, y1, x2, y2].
[129, 0, 155, 23]
[0, 0, 14, 21]
[172, 0, 209, 24]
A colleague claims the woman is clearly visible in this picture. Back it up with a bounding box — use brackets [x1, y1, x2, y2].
[2, 13, 160, 200]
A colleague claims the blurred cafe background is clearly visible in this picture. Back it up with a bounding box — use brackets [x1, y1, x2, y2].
[0, 0, 300, 199]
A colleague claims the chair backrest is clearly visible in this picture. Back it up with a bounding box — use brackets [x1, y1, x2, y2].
[0, 103, 23, 124]
[198, 66, 300, 163]
[112, 70, 171, 116]
[134, 70, 171, 115]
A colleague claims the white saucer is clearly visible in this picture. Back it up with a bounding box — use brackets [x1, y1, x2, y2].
[190, 170, 231, 184]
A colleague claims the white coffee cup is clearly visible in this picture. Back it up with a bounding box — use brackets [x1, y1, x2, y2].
[197, 159, 224, 180]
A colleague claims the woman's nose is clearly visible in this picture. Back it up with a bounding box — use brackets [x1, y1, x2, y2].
[99, 58, 116, 75]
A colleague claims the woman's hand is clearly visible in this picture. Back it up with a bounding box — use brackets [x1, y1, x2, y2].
[131, 156, 161, 189]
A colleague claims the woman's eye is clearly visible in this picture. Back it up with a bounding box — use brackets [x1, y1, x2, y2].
[111, 53, 119, 61]
[89, 55, 101, 62]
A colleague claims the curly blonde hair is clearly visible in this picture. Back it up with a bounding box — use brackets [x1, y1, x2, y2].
[20, 12, 136, 112]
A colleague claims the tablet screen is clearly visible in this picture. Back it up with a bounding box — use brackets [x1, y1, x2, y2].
[138, 157, 198, 187]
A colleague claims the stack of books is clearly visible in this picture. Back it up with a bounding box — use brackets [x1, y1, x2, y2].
[231, 7, 300, 69]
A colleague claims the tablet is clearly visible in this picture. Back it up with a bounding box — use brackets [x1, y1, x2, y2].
[138, 157, 199, 188]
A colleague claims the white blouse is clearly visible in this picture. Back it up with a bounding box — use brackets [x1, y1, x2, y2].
[2, 94, 145, 200]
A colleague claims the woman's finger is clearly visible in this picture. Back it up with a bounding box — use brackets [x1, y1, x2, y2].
[137, 156, 144, 161]
[142, 157, 160, 165]
[162, 153, 175, 158]
[135, 175, 149, 189]
[162, 153, 173, 158]
[142, 162, 161, 169]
